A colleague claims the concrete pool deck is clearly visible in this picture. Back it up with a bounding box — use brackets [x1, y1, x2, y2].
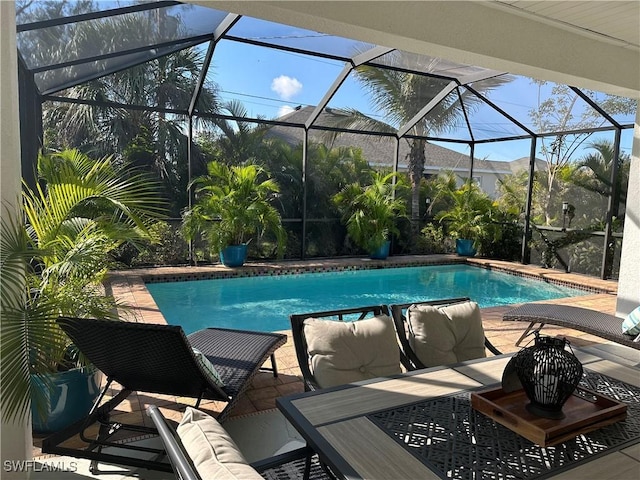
[33, 255, 624, 460]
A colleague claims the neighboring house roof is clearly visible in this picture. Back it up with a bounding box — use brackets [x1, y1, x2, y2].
[508, 156, 549, 173]
[266, 106, 543, 174]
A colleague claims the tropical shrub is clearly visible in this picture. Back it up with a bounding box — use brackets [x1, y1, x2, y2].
[116, 220, 190, 266]
[182, 161, 286, 259]
[475, 210, 523, 260]
[435, 179, 494, 246]
[1, 149, 165, 420]
[333, 172, 407, 253]
[415, 223, 452, 254]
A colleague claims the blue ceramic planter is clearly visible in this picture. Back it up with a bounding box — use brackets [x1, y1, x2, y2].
[456, 238, 477, 256]
[370, 240, 391, 260]
[220, 244, 248, 267]
[31, 366, 102, 434]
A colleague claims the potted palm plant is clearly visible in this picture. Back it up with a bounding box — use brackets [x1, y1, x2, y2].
[182, 161, 286, 267]
[435, 179, 494, 256]
[1, 149, 165, 434]
[333, 172, 407, 260]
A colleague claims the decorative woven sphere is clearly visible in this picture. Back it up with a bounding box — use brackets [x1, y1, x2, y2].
[512, 334, 583, 419]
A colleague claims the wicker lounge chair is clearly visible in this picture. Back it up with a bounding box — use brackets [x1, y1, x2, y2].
[389, 297, 502, 370]
[503, 303, 640, 350]
[290, 305, 412, 391]
[147, 405, 330, 480]
[42, 317, 287, 473]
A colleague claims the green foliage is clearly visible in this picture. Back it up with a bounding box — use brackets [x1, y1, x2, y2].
[530, 226, 594, 270]
[475, 210, 523, 260]
[182, 161, 286, 259]
[1, 148, 165, 421]
[566, 240, 604, 276]
[123, 125, 155, 169]
[527, 82, 636, 225]
[428, 174, 524, 258]
[333, 172, 407, 252]
[253, 139, 377, 257]
[415, 223, 451, 254]
[497, 139, 629, 274]
[435, 179, 494, 243]
[116, 221, 191, 266]
[565, 140, 630, 218]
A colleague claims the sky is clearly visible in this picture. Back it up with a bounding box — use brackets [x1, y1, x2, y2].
[203, 15, 636, 164]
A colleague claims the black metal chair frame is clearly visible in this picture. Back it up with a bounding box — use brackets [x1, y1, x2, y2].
[146, 405, 328, 480]
[290, 305, 413, 391]
[389, 297, 503, 370]
[42, 317, 287, 474]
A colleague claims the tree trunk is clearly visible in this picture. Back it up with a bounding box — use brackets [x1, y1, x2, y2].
[408, 138, 426, 232]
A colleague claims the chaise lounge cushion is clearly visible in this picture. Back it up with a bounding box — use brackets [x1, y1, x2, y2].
[407, 300, 487, 367]
[303, 315, 401, 388]
[177, 407, 262, 480]
[622, 305, 640, 336]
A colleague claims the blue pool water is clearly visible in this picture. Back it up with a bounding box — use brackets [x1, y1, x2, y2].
[145, 265, 588, 333]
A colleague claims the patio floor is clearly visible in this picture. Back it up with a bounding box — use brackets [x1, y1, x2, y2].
[32, 255, 622, 460]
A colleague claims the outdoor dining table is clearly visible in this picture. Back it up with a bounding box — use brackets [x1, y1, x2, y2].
[276, 350, 640, 480]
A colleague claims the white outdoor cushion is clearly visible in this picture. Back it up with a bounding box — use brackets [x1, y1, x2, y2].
[407, 300, 487, 368]
[176, 407, 262, 480]
[303, 314, 401, 389]
[622, 305, 640, 336]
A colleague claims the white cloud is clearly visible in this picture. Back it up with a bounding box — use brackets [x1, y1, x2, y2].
[277, 105, 295, 118]
[271, 75, 302, 100]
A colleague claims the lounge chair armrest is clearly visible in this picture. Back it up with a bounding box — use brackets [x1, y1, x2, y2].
[146, 405, 200, 480]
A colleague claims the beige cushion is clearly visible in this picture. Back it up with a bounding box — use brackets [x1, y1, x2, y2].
[303, 314, 401, 388]
[407, 300, 487, 368]
[176, 407, 262, 480]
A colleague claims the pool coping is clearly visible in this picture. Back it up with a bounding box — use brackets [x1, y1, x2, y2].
[107, 255, 617, 325]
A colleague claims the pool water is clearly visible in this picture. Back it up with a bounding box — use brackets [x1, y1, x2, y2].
[145, 265, 588, 333]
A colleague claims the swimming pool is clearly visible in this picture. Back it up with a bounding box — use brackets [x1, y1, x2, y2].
[145, 264, 588, 333]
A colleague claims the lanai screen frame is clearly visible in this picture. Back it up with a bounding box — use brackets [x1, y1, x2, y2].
[15, 1, 635, 278]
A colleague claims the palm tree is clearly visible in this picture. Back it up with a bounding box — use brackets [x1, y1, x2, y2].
[1, 148, 166, 421]
[40, 7, 218, 214]
[568, 139, 629, 214]
[325, 52, 511, 227]
[208, 101, 273, 165]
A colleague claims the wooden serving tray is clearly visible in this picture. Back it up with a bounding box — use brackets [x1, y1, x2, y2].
[471, 386, 627, 447]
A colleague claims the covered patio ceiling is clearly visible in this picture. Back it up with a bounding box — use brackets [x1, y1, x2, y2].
[15, 0, 636, 150]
